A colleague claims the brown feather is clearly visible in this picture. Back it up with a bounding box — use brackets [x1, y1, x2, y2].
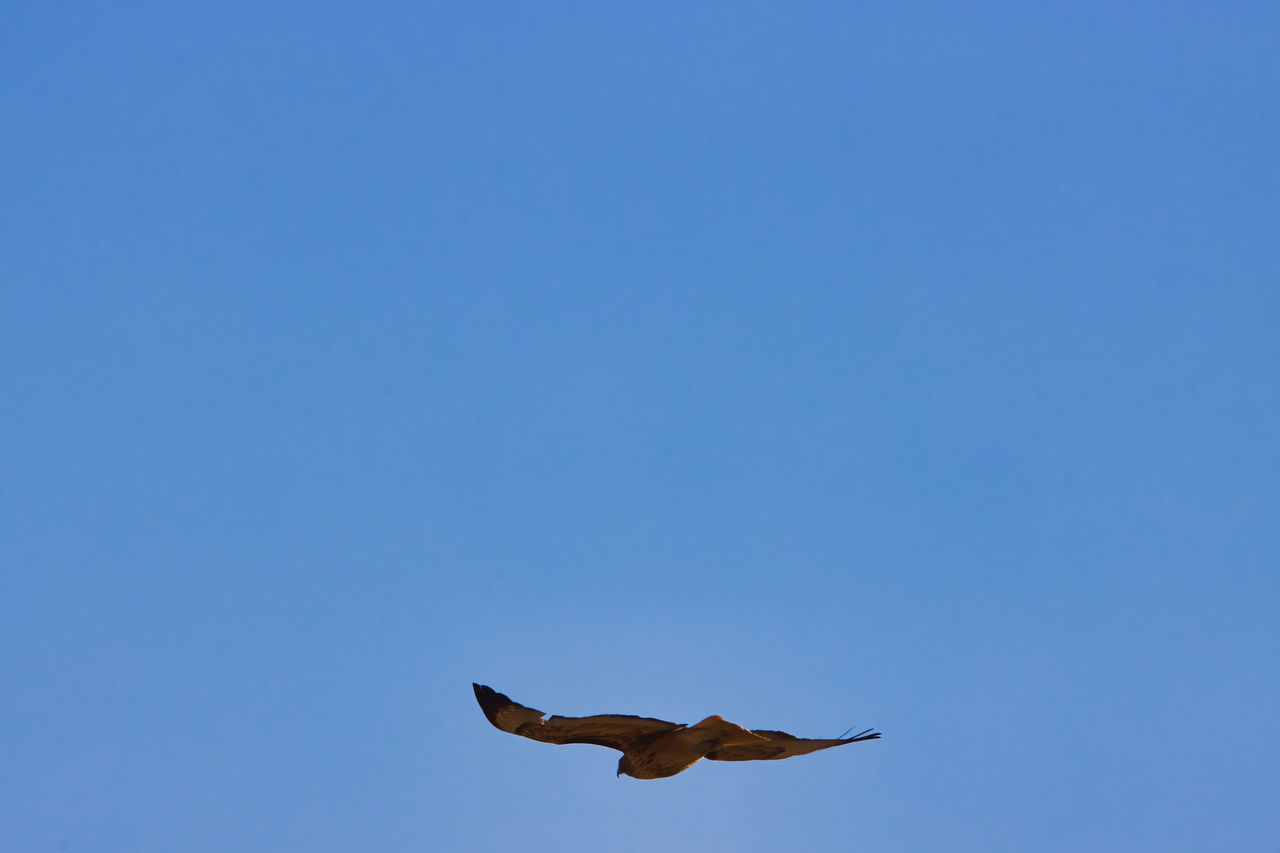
[706, 727, 882, 761]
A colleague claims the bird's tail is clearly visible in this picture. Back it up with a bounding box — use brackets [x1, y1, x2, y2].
[688, 715, 769, 747]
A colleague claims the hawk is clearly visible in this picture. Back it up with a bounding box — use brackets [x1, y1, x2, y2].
[472, 683, 880, 780]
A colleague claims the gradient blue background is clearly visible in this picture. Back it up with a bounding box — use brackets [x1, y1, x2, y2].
[3, 2, 1277, 850]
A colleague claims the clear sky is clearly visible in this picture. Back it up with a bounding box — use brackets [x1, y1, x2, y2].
[3, 2, 1277, 851]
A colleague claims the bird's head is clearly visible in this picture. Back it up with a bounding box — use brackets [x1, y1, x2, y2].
[616, 755, 632, 778]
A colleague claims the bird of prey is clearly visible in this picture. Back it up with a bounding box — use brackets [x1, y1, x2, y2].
[472, 683, 880, 780]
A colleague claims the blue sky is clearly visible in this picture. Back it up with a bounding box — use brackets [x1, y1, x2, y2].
[2, 2, 1277, 850]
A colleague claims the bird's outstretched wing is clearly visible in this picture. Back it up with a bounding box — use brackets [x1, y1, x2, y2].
[473, 683, 684, 753]
[705, 727, 881, 761]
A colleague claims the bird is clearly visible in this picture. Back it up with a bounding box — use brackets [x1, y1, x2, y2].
[472, 683, 880, 780]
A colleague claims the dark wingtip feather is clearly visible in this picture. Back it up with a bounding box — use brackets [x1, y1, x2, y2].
[472, 682, 508, 728]
[844, 729, 882, 743]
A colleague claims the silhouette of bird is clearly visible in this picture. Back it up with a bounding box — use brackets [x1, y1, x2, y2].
[472, 683, 880, 779]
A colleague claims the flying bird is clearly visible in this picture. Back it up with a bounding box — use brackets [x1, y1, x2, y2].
[472, 683, 880, 779]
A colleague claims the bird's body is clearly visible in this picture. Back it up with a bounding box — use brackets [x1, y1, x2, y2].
[472, 683, 880, 779]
